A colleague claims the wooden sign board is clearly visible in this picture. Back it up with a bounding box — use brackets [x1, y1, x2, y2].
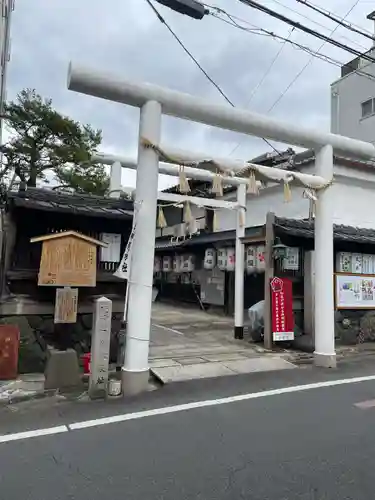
[54, 287, 78, 324]
[31, 231, 107, 288]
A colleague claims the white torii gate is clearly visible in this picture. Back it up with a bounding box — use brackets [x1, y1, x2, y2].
[93, 152, 329, 344]
[95, 154, 250, 341]
[68, 63, 375, 394]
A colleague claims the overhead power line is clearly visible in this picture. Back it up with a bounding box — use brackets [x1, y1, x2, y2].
[296, 0, 375, 42]
[145, 0, 286, 160]
[145, 0, 232, 105]
[207, 0, 365, 153]
[237, 0, 375, 65]
[207, 6, 375, 83]
[267, 0, 361, 113]
[267, 0, 368, 50]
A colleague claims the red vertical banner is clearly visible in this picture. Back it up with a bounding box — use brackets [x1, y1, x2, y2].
[0, 325, 20, 380]
[270, 277, 294, 341]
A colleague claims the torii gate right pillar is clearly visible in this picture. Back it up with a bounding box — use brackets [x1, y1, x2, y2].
[314, 144, 336, 368]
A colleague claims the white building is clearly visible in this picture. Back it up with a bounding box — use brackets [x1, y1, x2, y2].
[331, 10, 375, 144]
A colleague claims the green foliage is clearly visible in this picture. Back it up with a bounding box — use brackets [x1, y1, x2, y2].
[56, 163, 110, 196]
[1, 89, 109, 194]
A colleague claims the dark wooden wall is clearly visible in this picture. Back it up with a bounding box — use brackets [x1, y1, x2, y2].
[6, 207, 132, 301]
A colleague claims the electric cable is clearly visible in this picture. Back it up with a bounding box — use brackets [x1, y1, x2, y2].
[267, 0, 361, 113]
[296, 0, 374, 42]
[237, 0, 375, 65]
[145, 0, 287, 161]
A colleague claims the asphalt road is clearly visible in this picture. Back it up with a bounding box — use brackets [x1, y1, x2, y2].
[2, 361, 375, 499]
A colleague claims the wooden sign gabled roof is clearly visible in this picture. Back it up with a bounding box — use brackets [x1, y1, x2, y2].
[30, 230, 108, 247]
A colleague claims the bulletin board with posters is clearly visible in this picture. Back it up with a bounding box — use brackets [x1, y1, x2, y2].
[335, 273, 375, 309]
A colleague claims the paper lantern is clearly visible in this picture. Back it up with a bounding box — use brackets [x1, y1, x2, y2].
[154, 256, 161, 273]
[335, 252, 352, 273]
[217, 248, 227, 271]
[204, 248, 216, 270]
[256, 245, 266, 272]
[162, 256, 172, 272]
[245, 246, 257, 274]
[226, 247, 236, 272]
[181, 254, 195, 272]
[352, 253, 363, 274]
[363, 254, 374, 274]
[172, 255, 181, 273]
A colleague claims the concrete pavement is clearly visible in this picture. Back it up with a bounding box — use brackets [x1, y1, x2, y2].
[2, 360, 375, 499]
[150, 303, 297, 382]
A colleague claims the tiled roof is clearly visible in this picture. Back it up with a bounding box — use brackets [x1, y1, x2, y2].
[7, 187, 134, 220]
[275, 217, 375, 244]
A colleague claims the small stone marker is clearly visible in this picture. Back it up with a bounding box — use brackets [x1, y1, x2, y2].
[88, 297, 112, 399]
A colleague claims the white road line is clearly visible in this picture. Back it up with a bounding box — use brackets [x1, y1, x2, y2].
[2, 374, 375, 443]
[0, 425, 68, 444]
[152, 323, 184, 335]
[68, 374, 375, 431]
[354, 399, 375, 409]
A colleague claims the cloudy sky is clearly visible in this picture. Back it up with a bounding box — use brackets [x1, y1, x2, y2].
[6, 0, 375, 189]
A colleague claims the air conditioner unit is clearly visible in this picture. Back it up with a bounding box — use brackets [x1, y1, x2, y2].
[174, 223, 187, 238]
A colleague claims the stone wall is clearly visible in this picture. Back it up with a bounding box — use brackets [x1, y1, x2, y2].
[335, 309, 375, 345]
[0, 313, 123, 374]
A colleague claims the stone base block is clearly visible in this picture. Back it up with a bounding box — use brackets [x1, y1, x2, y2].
[121, 368, 149, 396]
[314, 352, 337, 368]
[234, 326, 244, 340]
[44, 348, 82, 390]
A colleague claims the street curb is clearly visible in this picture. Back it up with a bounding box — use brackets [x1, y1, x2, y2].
[0, 388, 58, 406]
[2, 350, 375, 405]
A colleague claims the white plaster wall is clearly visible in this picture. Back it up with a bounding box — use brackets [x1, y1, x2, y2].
[214, 185, 309, 231]
[330, 164, 375, 228]
[191, 204, 205, 220]
[331, 183, 375, 228]
[214, 163, 375, 232]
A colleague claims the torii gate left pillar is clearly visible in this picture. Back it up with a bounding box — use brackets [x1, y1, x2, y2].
[122, 100, 161, 394]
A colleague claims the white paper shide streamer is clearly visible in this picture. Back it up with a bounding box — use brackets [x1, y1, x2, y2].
[114, 203, 141, 280]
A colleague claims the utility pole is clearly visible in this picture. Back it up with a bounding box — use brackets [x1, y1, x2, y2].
[0, 0, 14, 170]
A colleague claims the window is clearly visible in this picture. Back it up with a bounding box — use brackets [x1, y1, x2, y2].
[361, 98, 374, 118]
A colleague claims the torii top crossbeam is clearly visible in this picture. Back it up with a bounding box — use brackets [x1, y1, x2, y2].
[68, 63, 375, 160]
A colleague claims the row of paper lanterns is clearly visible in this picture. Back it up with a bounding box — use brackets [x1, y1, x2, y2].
[154, 245, 265, 274]
[154, 254, 196, 273]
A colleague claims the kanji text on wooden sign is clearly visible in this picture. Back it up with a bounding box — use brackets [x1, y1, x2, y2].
[30, 231, 107, 287]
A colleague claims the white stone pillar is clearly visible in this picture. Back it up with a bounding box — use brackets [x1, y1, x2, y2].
[89, 296, 112, 399]
[314, 144, 336, 367]
[109, 160, 122, 198]
[234, 184, 246, 339]
[122, 100, 161, 394]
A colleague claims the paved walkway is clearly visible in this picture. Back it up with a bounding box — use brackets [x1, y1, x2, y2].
[150, 303, 296, 382]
